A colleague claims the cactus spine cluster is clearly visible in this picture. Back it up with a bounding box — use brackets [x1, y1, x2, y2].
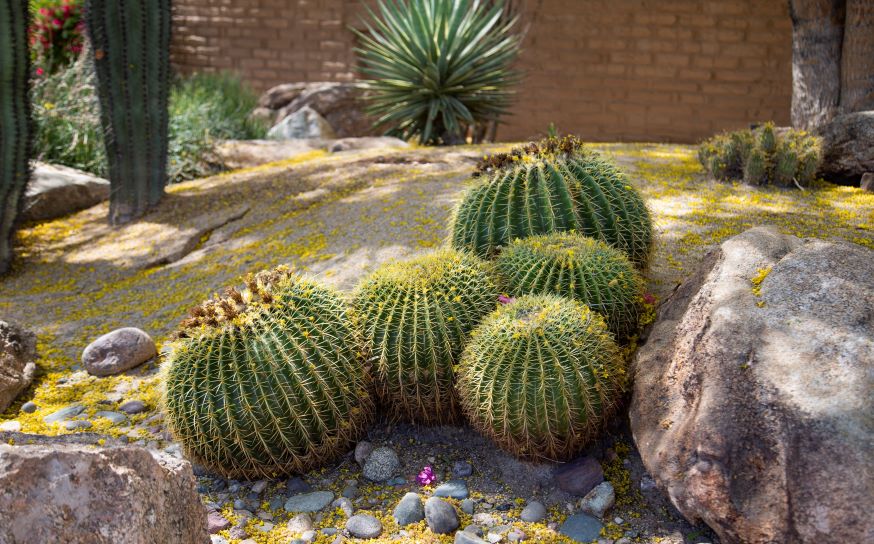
[0, 0, 32, 274]
[86, 0, 172, 225]
[162, 267, 373, 478]
[457, 295, 624, 460]
[496, 232, 643, 338]
[450, 136, 653, 268]
[352, 249, 499, 425]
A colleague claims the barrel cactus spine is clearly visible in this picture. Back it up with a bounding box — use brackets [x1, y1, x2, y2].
[86, 0, 172, 225]
[495, 232, 644, 338]
[0, 0, 32, 274]
[457, 294, 625, 460]
[352, 248, 499, 425]
[161, 266, 373, 478]
[450, 136, 653, 268]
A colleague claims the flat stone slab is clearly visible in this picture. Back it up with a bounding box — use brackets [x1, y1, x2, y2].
[283, 491, 334, 513]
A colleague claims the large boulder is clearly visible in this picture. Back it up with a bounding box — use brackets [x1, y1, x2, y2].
[260, 81, 379, 138]
[817, 111, 874, 184]
[22, 162, 110, 222]
[0, 320, 37, 413]
[630, 226, 873, 544]
[0, 443, 207, 543]
[267, 105, 336, 140]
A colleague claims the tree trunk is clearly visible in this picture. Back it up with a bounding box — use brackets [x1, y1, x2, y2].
[788, 0, 846, 130]
[839, 0, 874, 113]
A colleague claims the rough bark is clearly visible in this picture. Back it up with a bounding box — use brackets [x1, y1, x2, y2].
[788, 0, 846, 130]
[839, 0, 874, 113]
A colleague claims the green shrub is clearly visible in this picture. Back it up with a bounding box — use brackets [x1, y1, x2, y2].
[354, 0, 521, 145]
[161, 266, 373, 478]
[698, 122, 822, 188]
[495, 232, 643, 338]
[352, 249, 498, 425]
[456, 295, 625, 460]
[450, 136, 653, 267]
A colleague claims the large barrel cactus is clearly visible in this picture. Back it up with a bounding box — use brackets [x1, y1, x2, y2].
[450, 137, 653, 267]
[86, 0, 172, 225]
[0, 0, 32, 274]
[495, 232, 643, 338]
[457, 295, 624, 460]
[352, 249, 499, 425]
[162, 267, 373, 478]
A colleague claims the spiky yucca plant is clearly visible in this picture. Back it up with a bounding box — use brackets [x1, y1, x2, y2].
[161, 267, 373, 478]
[353, 0, 521, 145]
[496, 232, 643, 338]
[457, 295, 624, 460]
[352, 249, 499, 425]
[451, 136, 653, 267]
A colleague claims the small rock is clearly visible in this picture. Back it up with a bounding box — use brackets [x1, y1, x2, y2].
[495, 503, 512, 512]
[228, 526, 248, 539]
[0, 421, 21, 432]
[94, 411, 127, 425]
[233, 499, 247, 511]
[508, 528, 526, 542]
[211, 536, 229, 544]
[453, 460, 473, 478]
[228, 482, 242, 493]
[333, 497, 354, 517]
[64, 420, 92, 431]
[559, 513, 604, 543]
[464, 525, 484, 536]
[473, 513, 499, 526]
[861, 172, 874, 192]
[387, 476, 407, 486]
[207, 511, 230, 533]
[613, 517, 623, 524]
[615, 538, 632, 544]
[287, 476, 312, 495]
[119, 400, 147, 414]
[43, 404, 84, 424]
[269, 496, 284, 510]
[553, 456, 604, 496]
[639, 475, 657, 493]
[457, 531, 489, 544]
[346, 514, 382, 539]
[287, 513, 314, 534]
[82, 327, 156, 377]
[425, 497, 460, 534]
[394, 492, 425, 526]
[354, 440, 374, 466]
[486, 533, 502, 543]
[579, 481, 615, 518]
[250, 480, 268, 495]
[301, 529, 317, 542]
[461, 498, 475, 515]
[342, 485, 359, 499]
[284, 491, 334, 513]
[520, 501, 547, 523]
[255, 522, 274, 532]
[20, 401, 37, 414]
[362, 446, 400, 482]
[433, 479, 469, 499]
[321, 527, 338, 535]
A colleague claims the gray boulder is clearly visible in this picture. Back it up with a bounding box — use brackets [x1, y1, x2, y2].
[268, 105, 336, 140]
[424, 497, 460, 534]
[275, 82, 377, 138]
[362, 446, 400, 482]
[21, 162, 109, 222]
[393, 492, 425, 526]
[0, 442, 206, 543]
[630, 226, 874, 544]
[0, 320, 37, 413]
[82, 327, 156, 376]
[817, 111, 874, 184]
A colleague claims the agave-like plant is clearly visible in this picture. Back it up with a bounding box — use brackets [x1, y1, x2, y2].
[354, 0, 522, 145]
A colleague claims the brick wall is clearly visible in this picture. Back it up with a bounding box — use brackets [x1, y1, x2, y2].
[171, 0, 792, 143]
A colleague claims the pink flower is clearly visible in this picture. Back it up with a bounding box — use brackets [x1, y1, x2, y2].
[52, 18, 62, 28]
[498, 294, 515, 305]
[35, 67, 44, 76]
[642, 292, 656, 305]
[416, 465, 436, 486]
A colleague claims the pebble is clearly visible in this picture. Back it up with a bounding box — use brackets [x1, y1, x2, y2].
[461, 498, 475, 515]
[508, 528, 526, 542]
[20, 401, 37, 414]
[579, 481, 615, 518]
[639, 475, 657, 492]
[269, 496, 284, 510]
[64, 420, 92, 431]
[520, 501, 547, 523]
[354, 440, 374, 465]
[559, 513, 604, 543]
[0, 421, 21, 432]
[486, 534, 502, 543]
[456, 532, 489, 544]
[453, 460, 473, 477]
[210, 536, 229, 544]
[119, 400, 147, 414]
[425, 497, 460, 534]
[228, 526, 248, 539]
[342, 485, 359, 499]
[615, 539, 632, 544]
[228, 482, 241, 493]
[321, 527, 338, 535]
[255, 522, 274, 532]
[43, 404, 84, 424]
[94, 411, 127, 424]
[472, 513, 499, 526]
[250, 480, 268, 494]
[433, 479, 469, 499]
[256, 510, 273, 521]
[464, 525, 484, 536]
[387, 476, 407, 486]
[287, 513, 314, 533]
[346, 514, 382, 539]
[207, 511, 231, 533]
[495, 503, 512, 511]
[301, 530, 317, 542]
[614, 517, 624, 524]
[284, 491, 334, 513]
[362, 446, 400, 482]
[233, 499, 247, 510]
[394, 492, 425, 526]
[287, 476, 312, 495]
[553, 455, 604, 496]
[333, 497, 354, 517]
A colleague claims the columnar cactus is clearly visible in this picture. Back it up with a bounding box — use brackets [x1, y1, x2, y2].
[457, 295, 624, 460]
[0, 0, 32, 274]
[450, 136, 653, 267]
[352, 249, 499, 425]
[161, 267, 373, 478]
[495, 232, 643, 338]
[86, 0, 172, 225]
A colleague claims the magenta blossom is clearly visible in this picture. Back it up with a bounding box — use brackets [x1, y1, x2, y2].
[498, 294, 515, 305]
[416, 465, 436, 486]
[642, 292, 657, 305]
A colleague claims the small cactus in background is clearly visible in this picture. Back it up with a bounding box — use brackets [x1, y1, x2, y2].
[450, 136, 653, 268]
[457, 295, 625, 460]
[352, 249, 499, 425]
[0, 0, 33, 274]
[161, 266, 373, 478]
[86, 0, 172, 224]
[699, 122, 822, 188]
[495, 232, 644, 338]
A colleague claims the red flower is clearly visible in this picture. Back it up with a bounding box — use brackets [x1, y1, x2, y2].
[35, 67, 45, 76]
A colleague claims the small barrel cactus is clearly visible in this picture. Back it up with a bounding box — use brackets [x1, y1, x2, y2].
[450, 136, 653, 267]
[352, 249, 499, 425]
[161, 266, 373, 478]
[457, 295, 625, 460]
[495, 232, 643, 338]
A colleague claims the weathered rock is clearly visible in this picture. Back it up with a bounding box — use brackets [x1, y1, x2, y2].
[82, 327, 156, 376]
[0, 320, 36, 413]
[559, 513, 604, 543]
[579, 481, 615, 519]
[362, 446, 400, 482]
[208, 511, 231, 533]
[276, 82, 377, 138]
[283, 491, 334, 513]
[433, 479, 470, 499]
[119, 399, 147, 414]
[328, 137, 409, 153]
[456, 531, 489, 544]
[286, 513, 314, 534]
[21, 162, 110, 222]
[268, 106, 336, 140]
[258, 82, 311, 110]
[630, 226, 874, 544]
[520, 501, 547, 523]
[43, 403, 84, 425]
[0, 442, 206, 543]
[346, 514, 382, 539]
[861, 172, 874, 192]
[553, 455, 604, 496]
[394, 492, 425, 526]
[817, 111, 874, 183]
[452, 459, 474, 478]
[214, 139, 326, 169]
[354, 440, 374, 466]
[425, 497, 460, 534]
